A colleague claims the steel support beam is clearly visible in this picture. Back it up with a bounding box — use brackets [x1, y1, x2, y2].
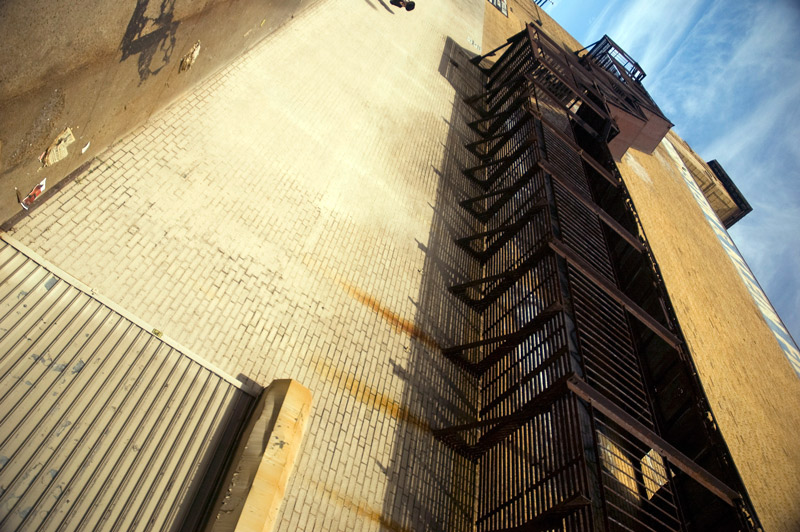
[566, 375, 740, 507]
[549, 239, 680, 349]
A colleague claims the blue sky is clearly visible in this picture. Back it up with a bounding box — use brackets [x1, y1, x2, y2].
[545, 0, 800, 346]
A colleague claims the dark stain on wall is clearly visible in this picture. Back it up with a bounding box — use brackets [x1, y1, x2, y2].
[7, 89, 65, 169]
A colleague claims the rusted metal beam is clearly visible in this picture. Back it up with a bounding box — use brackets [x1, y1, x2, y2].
[525, 75, 606, 143]
[443, 302, 563, 375]
[470, 36, 516, 66]
[566, 374, 741, 507]
[465, 112, 533, 160]
[526, 28, 611, 121]
[480, 345, 569, 416]
[538, 159, 643, 252]
[478, 78, 530, 118]
[433, 373, 571, 446]
[548, 239, 681, 349]
[527, 99, 618, 186]
[464, 72, 526, 107]
[486, 35, 529, 89]
[469, 93, 531, 138]
[455, 198, 549, 262]
[473, 137, 539, 189]
[460, 163, 540, 224]
[463, 151, 517, 178]
[468, 104, 519, 135]
[450, 240, 552, 311]
[489, 494, 591, 532]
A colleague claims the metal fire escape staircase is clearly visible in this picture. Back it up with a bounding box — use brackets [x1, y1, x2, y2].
[433, 26, 761, 532]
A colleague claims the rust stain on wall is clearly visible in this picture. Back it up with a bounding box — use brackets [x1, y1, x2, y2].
[312, 358, 429, 432]
[311, 480, 412, 532]
[339, 281, 439, 350]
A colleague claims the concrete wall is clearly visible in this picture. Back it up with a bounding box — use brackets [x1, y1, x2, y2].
[0, 0, 320, 222]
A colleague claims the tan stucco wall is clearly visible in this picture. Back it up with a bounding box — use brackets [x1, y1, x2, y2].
[0, 0, 322, 223]
[482, 0, 582, 56]
[618, 142, 800, 531]
[666, 130, 741, 226]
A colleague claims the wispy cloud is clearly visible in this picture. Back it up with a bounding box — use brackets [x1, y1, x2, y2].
[581, 0, 708, 74]
[581, 0, 620, 46]
[660, 1, 800, 342]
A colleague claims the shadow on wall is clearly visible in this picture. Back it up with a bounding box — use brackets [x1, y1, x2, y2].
[120, 0, 180, 84]
[378, 37, 489, 532]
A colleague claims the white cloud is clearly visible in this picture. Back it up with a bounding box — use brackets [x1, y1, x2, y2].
[589, 0, 707, 74]
[647, 0, 741, 117]
[704, 82, 800, 169]
[581, 0, 620, 46]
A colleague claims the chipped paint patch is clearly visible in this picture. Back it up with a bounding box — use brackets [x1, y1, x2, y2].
[31, 353, 51, 366]
[53, 419, 71, 437]
[179, 41, 201, 72]
[621, 151, 652, 185]
[41, 128, 75, 167]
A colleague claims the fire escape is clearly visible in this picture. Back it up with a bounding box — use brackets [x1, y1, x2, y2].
[434, 26, 761, 532]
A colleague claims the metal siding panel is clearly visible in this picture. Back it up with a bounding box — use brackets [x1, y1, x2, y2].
[109, 359, 201, 532]
[0, 239, 255, 532]
[143, 376, 225, 531]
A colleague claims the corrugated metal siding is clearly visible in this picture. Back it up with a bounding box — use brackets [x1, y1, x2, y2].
[0, 236, 257, 532]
